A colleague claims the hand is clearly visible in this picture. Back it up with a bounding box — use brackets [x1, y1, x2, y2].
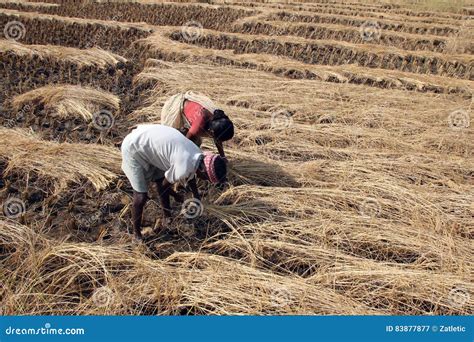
[188, 177, 201, 200]
[134, 231, 143, 240]
[215, 182, 227, 191]
[162, 215, 172, 227]
[170, 191, 184, 203]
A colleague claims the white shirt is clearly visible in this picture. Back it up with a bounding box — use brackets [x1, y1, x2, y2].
[122, 124, 202, 185]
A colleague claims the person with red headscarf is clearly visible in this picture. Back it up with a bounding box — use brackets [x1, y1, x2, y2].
[121, 124, 227, 240]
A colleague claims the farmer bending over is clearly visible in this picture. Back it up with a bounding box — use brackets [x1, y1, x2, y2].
[161, 91, 234, 159]
[121, 124, 227, 239]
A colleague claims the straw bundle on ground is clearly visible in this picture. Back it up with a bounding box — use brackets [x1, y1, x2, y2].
[9, 1, 253, 30]
[268, 10, 461, 36]
[0, 219, 379, 315]
[134, 34, 473, 95]
[231, 19, 451, 52]
[11, 85, 120, 121]
[0, 128, 121, 191]
[0, 40, 127, 68]
[204, 216, 473, 271]
[164, 28, 473, 79]
[0, 0, 472, 318]
[133, 61, 472, 159]
[0, 39, 132, 98]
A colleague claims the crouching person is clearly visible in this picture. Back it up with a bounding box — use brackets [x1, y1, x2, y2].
[121, 124, 227, 240]
[161, 91, 234, 159]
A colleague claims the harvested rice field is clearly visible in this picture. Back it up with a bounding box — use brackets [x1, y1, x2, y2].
[0, 0, 472, 316]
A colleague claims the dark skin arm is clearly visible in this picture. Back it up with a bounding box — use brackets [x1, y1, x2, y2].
[155, 178, 173, 220]
[152, 162, 209, 227]
[154, 178, 186, 223]
[132, 191, 148, 239]
[132, 179, 185, 239]
[214, 138, 226, 159]
[156, 178, 184, 203]
[188, 177, 201, 200]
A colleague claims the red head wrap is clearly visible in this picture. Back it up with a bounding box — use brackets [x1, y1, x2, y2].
[203, 152, 220, 183]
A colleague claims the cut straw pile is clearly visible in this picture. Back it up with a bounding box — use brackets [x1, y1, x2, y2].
[0, 128, 122, 191]
[127, 59, 472, 315]
[0, 219, 379, 315]
[12, 85, 120, 121]
[0, 1, 472, 317]
[0, 40, 127, 68]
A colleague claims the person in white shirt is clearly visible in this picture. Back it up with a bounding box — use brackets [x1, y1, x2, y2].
[121, 124, 227, 239]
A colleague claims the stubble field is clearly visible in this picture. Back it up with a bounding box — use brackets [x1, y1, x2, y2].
[0, 0, 472, 315]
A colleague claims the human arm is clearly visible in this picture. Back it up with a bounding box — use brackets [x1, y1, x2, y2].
[155, 178, 173, 219]
[161, 178, 184, 203]
[214, 138, 226, 160]
[132, 191, 148, 239]
[188, 177, 201, 200]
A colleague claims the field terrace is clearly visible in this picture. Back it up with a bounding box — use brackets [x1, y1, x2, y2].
[0, 0, 472, 316]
